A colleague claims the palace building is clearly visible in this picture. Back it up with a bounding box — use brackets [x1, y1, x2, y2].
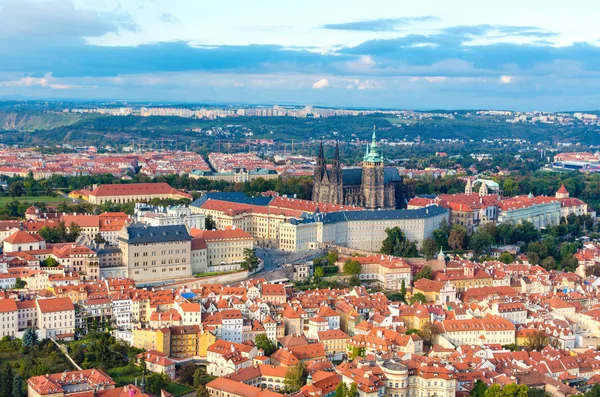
[312, 128, 413, 209]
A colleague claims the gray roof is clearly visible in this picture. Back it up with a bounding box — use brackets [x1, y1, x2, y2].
[313, 205, 447, 225]
[96, 247, 122, 255]
[341, 167, 402, 186]
[121, 224, 192, 244]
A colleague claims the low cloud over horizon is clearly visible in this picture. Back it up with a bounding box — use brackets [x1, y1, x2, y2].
[1, 0, 600, 111]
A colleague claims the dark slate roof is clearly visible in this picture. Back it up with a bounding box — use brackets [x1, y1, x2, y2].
[341, 167, 402, 186]
[317, 205, 448, 224]
[190, 192, 272, 208]
[342, 168, 362, 185]
[96, 247, 122, 255]
[121, 224, 192, 244]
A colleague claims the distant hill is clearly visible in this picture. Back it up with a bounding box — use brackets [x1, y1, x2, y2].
[0, 111, 83, 131]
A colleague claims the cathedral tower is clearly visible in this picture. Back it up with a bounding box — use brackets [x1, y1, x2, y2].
[312, 141, 326, 202]
[361, 126, 385, 209]
[331, 141, 343, 204]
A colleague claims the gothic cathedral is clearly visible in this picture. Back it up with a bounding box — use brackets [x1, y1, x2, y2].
[312, 127, 413, 209]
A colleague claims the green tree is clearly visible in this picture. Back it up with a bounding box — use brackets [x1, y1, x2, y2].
[496, 223, 514, 244]
[241, 248, 260, 272]
[255, 334, 277, 356]
[41, 257, 59, 267]
[527, 389, 551, 397]
[514, 221, 540, 244]
[12, 374, 24, 397]
[381, 227, 418, 257]
[399, 279, 407, 303]
[193, 367, 216, 387]
[348, 275, 361, 286]
[348, 383, 358, 397]
[335, 380, 349, 397]
[469, 231, 495, 254]
[498, 252, 514, 264]
[9, 182, 25, 199]
[205, 215, 216, 230]
[484, 384, 502, 397]
[343, 259, 362, 275]
[501, 384, 529, 397]
[349, 346, 365, 359]
[66, 222, 82, 242]
[448, 225, 467, 251]
[420, 238, 438, 260]
[284, 363, 307, 393]
[326, 250, 339, 265]
[470, 380, 488, 397]
[541, 256, 557, 271]
[22, 328, 38, 348]
[409, 293, 427, 305]
[432, 218, 451, 250]
[417, 320, 440, 345]
[177, 364, 197, 386]
[14, 279, 26, 289]
[197, 385, 210, 397]
[502, 178, 519, 197]
[2, 364, 14, 397]
[524, 330, 549, 351]
[146, 372, 170, 395]
[314, 267, 325, 280]
[414, 266, 433, 282]
[30, 363, 49, 377]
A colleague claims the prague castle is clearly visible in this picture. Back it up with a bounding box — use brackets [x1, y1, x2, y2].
[312, 128, 412, 209]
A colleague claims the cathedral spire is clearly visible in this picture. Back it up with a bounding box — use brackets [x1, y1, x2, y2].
[332, 141, 341, 184]
[363, 125, 382, 163]
[315, 140, 326, 180]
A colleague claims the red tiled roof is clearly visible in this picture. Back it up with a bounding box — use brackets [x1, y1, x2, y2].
[3, 231, 44, 244]
[89, 183, 191, 199]
[37, 297, 75, 313]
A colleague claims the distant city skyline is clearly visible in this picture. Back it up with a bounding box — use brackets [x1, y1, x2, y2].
[1, 0, 600, 110]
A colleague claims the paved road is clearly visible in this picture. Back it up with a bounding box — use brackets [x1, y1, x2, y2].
[254, 247, 325, 279]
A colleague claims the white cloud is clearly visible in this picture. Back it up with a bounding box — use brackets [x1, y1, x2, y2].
[0, 73, 87, 89]
[0, 0, 137, 38]
[312, 78, 329, 89]
[345, 79, 377, 90]
[424, 76, 447, 83]
[500, 75, 516, 84]
[160, 12, 179, 24]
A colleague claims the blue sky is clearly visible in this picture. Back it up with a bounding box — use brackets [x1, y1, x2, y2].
[1, 0, 600, 110]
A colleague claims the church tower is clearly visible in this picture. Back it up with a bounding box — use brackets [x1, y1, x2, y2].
[465, 178, 473, 195]
[312, 141, 326, 202]
[362, 126, 385, 209]
[478, 181, 488, 196]
[331, 141, 343, 204]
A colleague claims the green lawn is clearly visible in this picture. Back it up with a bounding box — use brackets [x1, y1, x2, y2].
[106, 365, 194, 396]
[0, 195, 72, 205]
[165, 383, 195, 397]
[106, 365, 144, 386]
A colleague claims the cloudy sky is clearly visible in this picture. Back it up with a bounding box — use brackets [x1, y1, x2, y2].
[1, 0, 600, 110]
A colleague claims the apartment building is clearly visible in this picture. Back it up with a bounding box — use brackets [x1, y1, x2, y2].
[118, 224, 193, 283]
[190, 227, 254, 273]
[439, 315, 516, 346]
[36, 297, 76, 339]
[0, 299, 18, 338]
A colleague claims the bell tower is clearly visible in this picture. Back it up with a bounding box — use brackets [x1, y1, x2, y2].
[362, 126, 385, 209]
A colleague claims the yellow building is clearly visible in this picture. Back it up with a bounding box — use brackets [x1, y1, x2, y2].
[435, 265, 493, 293]
[198, 330, 217, 358]
[132, 327, 171, 356]
[317, 329, 349, 357]
[170, 325, 201, 358]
